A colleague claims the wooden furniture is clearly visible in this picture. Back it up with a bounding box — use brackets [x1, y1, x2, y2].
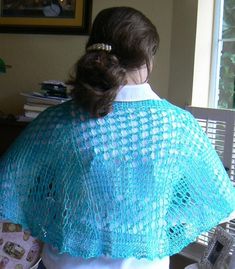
[0, 119, 28, 156]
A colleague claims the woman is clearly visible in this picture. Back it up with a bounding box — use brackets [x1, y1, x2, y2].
[1, 7, 235, 269]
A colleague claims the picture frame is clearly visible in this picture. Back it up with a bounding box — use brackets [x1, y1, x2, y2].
[0, 0, 92, 35]
[199, 226, 234, 269]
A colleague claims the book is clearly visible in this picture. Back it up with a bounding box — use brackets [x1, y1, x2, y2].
[24, 104, 49, 113]
[40, 80, 67, 98]
[25, 97, 62, 106]
[21, 92, 70, 106]
[24, 111, 40, 119]
[17, 116, 33, 122]
[31, 92, 67, 100]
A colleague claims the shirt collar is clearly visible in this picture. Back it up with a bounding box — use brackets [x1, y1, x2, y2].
[114, 83, 161, 102]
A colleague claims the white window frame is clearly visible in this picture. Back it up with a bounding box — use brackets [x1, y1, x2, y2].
[191, 0, 215, 108]
[208, 0, 224, 108]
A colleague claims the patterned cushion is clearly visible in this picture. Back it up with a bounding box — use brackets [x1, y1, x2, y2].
[0, 222, 42, 269]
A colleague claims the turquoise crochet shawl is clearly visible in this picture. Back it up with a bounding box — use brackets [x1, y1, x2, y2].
[1, 99, 235, 260]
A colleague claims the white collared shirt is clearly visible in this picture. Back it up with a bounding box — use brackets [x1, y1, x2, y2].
[42, 83, 169, 269]
[115, 83, 161, 101]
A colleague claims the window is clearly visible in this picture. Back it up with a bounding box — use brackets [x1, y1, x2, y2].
[210, 0, 235, 109]
[185, 0, 235, 262]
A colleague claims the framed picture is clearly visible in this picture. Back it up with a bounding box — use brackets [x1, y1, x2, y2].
[199, 226, 234, 269]
[0, 0, 92, 34]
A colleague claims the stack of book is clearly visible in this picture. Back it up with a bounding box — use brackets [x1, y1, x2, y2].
[20, 81, 71, 121]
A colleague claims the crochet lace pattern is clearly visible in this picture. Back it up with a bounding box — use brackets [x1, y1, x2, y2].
[1, 99, 235, 259]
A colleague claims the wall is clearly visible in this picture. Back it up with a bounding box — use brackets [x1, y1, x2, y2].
[0, 0, 173, 115]
[0, 34, 87, 115]
[168, 0, 198, 108]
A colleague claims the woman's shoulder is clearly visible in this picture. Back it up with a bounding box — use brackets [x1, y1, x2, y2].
[28, 100, 75, 127]
[161, 100, 191, 117]
[17, 100, 76, 146]
[141, 99, 196, 126]
[37, 100, 73, 118]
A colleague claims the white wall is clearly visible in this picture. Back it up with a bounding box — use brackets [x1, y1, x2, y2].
[0, 0, 173, 115]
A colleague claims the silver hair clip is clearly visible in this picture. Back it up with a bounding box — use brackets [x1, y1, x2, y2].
[86, 43, 112, 52]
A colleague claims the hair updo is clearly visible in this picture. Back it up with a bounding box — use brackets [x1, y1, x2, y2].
[68, 7, 160, 117]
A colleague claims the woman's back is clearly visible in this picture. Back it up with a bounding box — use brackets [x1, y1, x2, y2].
[1, 84, 235, 262]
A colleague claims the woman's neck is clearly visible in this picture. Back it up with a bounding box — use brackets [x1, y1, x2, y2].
[125, 65, 148, 85]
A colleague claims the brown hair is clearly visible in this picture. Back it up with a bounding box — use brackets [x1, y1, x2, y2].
[68, 7, 160, 117]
